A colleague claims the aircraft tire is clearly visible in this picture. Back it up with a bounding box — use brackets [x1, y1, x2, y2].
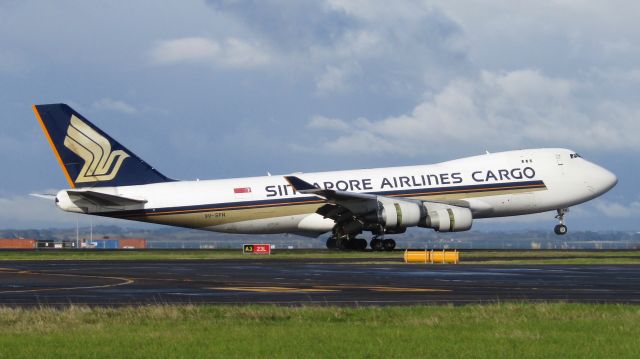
[345, 238, 357, 250]
[554, 224, 568, 235]
[326, 237, 337, 249]
[370, 238, 383, 251]
[383, 239, 396, 251]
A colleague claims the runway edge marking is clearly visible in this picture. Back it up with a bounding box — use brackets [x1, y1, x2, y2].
[0, 268, 134, 294]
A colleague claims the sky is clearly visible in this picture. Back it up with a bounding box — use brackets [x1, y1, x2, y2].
[0, 0, 638, 231]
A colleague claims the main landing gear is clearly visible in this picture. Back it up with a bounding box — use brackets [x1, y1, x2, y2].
[326, 236, 367, 250]
[554, 208, 569, 235]
[326, 236, 396, 251]
[370, 236, 396, 251]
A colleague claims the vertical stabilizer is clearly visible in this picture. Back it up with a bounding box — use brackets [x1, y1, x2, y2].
[33, 103, 173, 188]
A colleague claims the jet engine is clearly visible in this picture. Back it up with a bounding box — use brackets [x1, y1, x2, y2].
[420, 204, 473, 232]
[375, 197, 425, 230]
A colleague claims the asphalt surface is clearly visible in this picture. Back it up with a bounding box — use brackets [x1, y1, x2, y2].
[0, 259, 639, 306]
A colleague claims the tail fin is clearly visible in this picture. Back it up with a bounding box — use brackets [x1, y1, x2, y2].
[33, 103, 173, 188]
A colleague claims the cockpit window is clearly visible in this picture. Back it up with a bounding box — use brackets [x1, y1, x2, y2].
[570, 153, 582, 159]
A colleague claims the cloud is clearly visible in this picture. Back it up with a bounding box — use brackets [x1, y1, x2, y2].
[307, 116, 352, 132]
[325, 0, 437, 23]
[423, 1, 640, 71]
[204, 0, 469, 97]
[315, 62, 363, 94]
[221, 37, 272, 67]
[0, 193, 140, 229]
[92, 98, 138, 114]
[594, 199, 640, 218]
[151, 36, 271, 69]
[151, 37, 219, 65]
[206, 0, 355, 50]
[589, 67, 640, 87]
[296, 69, 640, 156]
[0, 194, 77, 229]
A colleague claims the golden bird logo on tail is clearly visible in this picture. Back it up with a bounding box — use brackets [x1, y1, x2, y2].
[63, 115, 129, 183]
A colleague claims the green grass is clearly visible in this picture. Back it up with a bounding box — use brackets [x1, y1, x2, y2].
[0, 249, 639, 264]
[461, 250, 640, 264]
[463, 250, 640, 258]
[0, 249, 398, 261]
[0, 303, 638, 358]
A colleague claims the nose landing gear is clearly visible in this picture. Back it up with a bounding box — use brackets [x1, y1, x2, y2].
[554, 224, 567, 235]
[554, 208, 569, 235]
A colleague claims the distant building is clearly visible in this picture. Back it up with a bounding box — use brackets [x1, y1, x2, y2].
[0, 238, 36, 249]
[84, 237, 147, 249]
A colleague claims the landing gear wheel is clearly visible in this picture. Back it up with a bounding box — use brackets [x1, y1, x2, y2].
[383, 239, 396, 251]
[370, 238, 383, 251]
[326, 237, 337, 249]
[345, 238, 358, 250]
[335, 237, 348, 250]
[356, 238, 368, 250]
[554, 208, 569, 236]
[554, 224, 568, 235]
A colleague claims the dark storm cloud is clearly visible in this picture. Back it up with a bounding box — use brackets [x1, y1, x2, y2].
[206, 0, 356, 49]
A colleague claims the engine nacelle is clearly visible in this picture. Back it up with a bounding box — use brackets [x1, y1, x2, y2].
[421, 205, 473, 232]
[375, 197, 425, 230]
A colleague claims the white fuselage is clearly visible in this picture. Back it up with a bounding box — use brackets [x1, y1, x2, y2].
[55, 148, 617, 236]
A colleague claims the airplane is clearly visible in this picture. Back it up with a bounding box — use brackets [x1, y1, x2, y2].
[33, 103, 618, 250]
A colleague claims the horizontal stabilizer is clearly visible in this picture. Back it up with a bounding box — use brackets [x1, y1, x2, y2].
[66, 190, 147, 207]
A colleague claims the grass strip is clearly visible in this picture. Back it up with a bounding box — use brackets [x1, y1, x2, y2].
[0, 303, 638, 358]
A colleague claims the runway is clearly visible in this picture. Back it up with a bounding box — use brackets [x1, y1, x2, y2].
[0, 258, 639, 306]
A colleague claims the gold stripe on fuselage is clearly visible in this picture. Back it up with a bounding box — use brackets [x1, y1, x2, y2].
[117, 183, 546, 229]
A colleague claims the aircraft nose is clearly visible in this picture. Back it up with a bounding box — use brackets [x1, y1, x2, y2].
[592, 165, 618, 194]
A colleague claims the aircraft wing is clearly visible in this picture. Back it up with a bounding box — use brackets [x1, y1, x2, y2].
[285, 175, 472, 223]
[285, 175, 380, 217]
[285, 176, 376, 201]
[66, 190, 147, 207]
